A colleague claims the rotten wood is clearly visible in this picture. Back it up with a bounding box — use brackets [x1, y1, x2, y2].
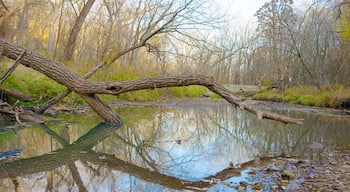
[0, 101, 44, 123]
[0, 38, 303, 125]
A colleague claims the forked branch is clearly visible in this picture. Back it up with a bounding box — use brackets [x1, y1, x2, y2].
[0, 38, 303, 125]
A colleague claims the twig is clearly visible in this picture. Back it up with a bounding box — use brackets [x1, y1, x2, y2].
[0, 0, 9, 11]
[0, 51, 26, 84]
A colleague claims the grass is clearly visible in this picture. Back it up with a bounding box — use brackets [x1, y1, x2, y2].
[253, 84, 350, 108]
[0, 66, 80, 105]
[0, 64, 209, 105]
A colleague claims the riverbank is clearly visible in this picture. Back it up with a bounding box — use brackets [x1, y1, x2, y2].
[12, 97, 350, 191]
[106, 97, 350, 117]
[252, 85, 350, 110]
[227, 150, 350, 191]
[108, 98, 350, 191]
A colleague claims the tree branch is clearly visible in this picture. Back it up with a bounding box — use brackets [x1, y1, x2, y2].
[0, 38, 303, 125]
[96, 76, 303, 125]
[0, 51, 25, 84]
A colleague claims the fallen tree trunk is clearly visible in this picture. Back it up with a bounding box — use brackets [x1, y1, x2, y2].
[0, 38, 122, 124]
[0, 101, 44, 123]
[0, 87, 36, 102]
[0, 38, 303, 125]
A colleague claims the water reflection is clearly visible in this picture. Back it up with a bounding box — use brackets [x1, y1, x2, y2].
[0, 104, 348, 191]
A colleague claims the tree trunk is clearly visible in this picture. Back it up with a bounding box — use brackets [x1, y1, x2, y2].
[0, 38, 121, 124]
[0, 38, 303, 125]
[63, 0, 95, 63]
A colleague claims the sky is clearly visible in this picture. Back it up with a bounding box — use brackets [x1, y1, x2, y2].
[216, 0, 312, 26]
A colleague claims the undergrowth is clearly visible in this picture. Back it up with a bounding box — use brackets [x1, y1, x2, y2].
[253, 84, 350, 108]
[0, 65, 208, 105]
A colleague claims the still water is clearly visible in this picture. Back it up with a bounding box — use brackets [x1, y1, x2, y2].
[0, 102, 349, 191]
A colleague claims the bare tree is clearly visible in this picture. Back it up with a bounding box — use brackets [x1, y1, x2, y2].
[36, 0, 224, 113]
[62, 0, 96, 63]
[254, 0, 295, 90]
[0, 37, 303, 125]
[0, 0, 304, 125]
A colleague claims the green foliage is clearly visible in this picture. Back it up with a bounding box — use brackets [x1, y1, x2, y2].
[299, 95, 316, 106]
[98, 68, 208, 101]
[1, 66, 81, 105]
[253, 89, 283, 102]
[167, 86, 207, 98]
[338, 16, 350, 43]
[315, 92, 332, 107]
[253, 84, 350, 108]
[284, 93, 302, 104]
[209, 93, 222, 99]
[286, 85, 319, 96]
[116, 89, 162, 102]
[101, 86, 207, 102]
[1, 65, 211, 104]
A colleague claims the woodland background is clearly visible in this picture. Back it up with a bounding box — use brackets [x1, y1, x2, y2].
[0, 0, 349, 91]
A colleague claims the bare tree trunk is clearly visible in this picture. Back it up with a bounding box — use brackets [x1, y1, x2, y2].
[16, 0, 28, 45]
[63, 0, 95, 63]
[0, 38, 303, 125]
[1, 38, 122, 124]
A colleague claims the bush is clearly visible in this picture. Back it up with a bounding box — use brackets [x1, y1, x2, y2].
[168, 86, 207, 98]
[299, 95, 316, 106]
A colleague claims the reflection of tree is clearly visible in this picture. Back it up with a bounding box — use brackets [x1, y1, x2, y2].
[0, 122, 270, 191]
[1, 106, 347, 191]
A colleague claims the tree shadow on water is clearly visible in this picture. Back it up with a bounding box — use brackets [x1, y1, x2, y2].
[0, 122, 272, 191]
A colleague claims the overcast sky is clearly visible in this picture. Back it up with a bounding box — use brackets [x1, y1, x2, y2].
[216, 0, 313, 26]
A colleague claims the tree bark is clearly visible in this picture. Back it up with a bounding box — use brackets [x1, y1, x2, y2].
[0, 87, 35, 102]
[0, 38, 303, 125]
[1, 38, 121, 124]
[63, 0, 95, 63]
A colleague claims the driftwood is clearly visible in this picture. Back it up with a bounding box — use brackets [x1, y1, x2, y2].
[0, 101, 44, 123]
[0, 87, 36, 102]
[0, 38, 303, 125]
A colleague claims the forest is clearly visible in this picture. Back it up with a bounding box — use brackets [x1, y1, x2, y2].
[1, 1, 350, 191]
[0, 0, 349, 85]
[0, 0, 349, 122]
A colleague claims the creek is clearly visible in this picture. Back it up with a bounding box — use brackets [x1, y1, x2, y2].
[0, 100, 349, 191]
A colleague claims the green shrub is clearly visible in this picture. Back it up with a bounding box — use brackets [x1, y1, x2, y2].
[283, 93, 301, 104]
[209, 93, 222, 99]
[253, 89, 283, 102]
[299, 95, 316, 106]
[315, 92, 333, 107]
[168, 86, 207, 98]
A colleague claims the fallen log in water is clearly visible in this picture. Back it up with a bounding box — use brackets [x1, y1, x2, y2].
[0, 38, 303, 125]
